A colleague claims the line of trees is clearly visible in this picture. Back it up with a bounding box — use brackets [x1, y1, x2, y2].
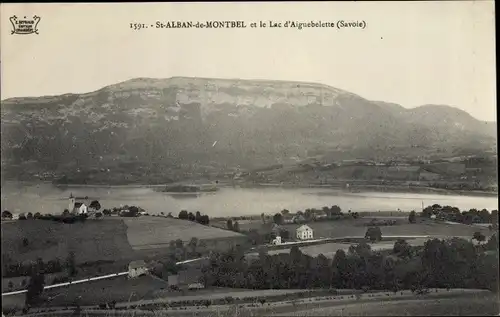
[226, 219, 240, 232]
[178, 210, 210, 225]
[2, 251, 78, 279]
[271, 205, 359, 225]
[202, 233, 498, 292]
[421, 204, 498, 225]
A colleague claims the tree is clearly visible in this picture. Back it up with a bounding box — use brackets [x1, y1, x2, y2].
[128, 206, 139, 216]
[188, 237, 199, 248]
[89, 200, 101, 211]
[227, 219, 233, 231]
[62, 209, 70, 216]
[492, 210, 498, 225]
[95, 212, 103, 219]
[175, 239, 183, 249]
[281, 209, 290, 216]
[273, 213, 284, 225]
[331, 205, 342, 215]
[393, 239, 412, 258]
[348, 242, 371, 257]
[195, 211, 202, 223]
[25, 271, 45, 308]
[179, 210, 189, 220]
[167, 212, 173, 218]
[233, 221, 240, 232]
[479, 209, 490, 223]
[2, 210, 13, 219]
[365, 227, 382, 242]
[322, 206, 331, 217]
[473, 231, 486, 244]
[33, 212, 41, 219]
[188, 212, 196, 221]
[304, 209, 313, 221]
[26, 212, 33, 219]
[18, 213, 27, 220]
[408, 210, 417, 224]
[279, 229, 290, 240]
[422, 206, 434, 218]
[66, 251, 76, 277]
[102, 209, 111, 216]
[199, 214, 209, 225]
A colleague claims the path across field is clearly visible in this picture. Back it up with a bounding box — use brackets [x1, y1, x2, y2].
[1, 257, 208, 297]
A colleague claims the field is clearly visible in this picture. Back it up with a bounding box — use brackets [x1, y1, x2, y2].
[1, 218, 135, 265]
[279, 218, 492, 240]
[1, 275, 168, 310]
[123, 216, 244, 250]
[1, 271, 319, 311]
[225, 216, 492, 241]
[247, 237, 431, 259]
[275, 293, 499, 316]
[1, 215, 247, 284]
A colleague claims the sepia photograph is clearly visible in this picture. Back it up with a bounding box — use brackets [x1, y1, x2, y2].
[1, 2, 498, 316]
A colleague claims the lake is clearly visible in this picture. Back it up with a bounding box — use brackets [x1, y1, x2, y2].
[1, 182, 498, 217]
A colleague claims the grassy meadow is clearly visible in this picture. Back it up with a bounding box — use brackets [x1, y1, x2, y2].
[123, 216, 244, 251]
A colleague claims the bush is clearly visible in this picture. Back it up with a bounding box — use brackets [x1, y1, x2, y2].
[408, 211, 417, 224]
[2, 210, 13, 219]
[365, 226, 382, 242]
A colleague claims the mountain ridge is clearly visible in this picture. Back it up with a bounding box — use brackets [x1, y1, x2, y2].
[2, 77, 495, 123]
[1, 76, 496, 184]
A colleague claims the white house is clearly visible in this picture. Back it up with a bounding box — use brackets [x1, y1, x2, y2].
[128, 260, 148, 278]
[271, 236, 282, 245]
[296, 225, 314, 240]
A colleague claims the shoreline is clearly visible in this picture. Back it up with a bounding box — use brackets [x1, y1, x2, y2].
[3, 180, 496, 198]
[51, 182, 498, 197]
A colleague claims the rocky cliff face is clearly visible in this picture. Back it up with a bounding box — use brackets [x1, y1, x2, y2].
[1, 77, 496, 183]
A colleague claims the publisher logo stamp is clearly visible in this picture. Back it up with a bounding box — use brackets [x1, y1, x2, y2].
[9, 15, 41, 35]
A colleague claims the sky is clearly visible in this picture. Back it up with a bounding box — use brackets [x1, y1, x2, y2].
[1, 2, 496, 121]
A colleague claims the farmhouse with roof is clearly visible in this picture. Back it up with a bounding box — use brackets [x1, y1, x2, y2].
[296, 224, 314, 240]
[128, 260, 148, 278]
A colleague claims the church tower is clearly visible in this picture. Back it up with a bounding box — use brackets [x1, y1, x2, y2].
[68, 193, 75, 213]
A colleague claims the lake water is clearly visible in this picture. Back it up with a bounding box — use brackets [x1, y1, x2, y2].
[1, 182, 498, 217]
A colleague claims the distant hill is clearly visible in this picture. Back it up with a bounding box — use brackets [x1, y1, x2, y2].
[1, 77, 496, 183]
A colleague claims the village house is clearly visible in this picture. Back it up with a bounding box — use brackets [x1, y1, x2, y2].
[271, 235, 282, 245]
[128, 260, 148, 278]
[296, 224, 314, 240]
[292, 214, 306, 224]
